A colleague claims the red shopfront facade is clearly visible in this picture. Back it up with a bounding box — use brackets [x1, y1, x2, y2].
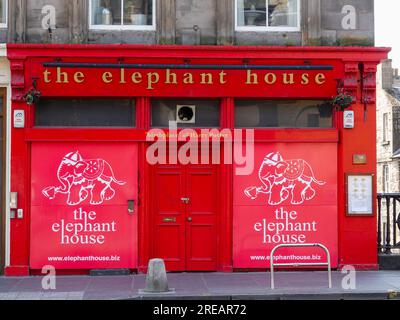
[5, 45, 388, 276]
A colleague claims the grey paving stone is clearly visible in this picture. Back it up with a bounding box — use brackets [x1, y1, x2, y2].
[42, 291, 70, 299]
[86, 276, 134, 292]
[49, 276, 91, 292]
[67, 291, 85, 300]
[15, 291, 43, 300]
[0, 292, 19, 300]
[11, 277, 44, 292]
[2, 271, 400, 300]
[0, 279, 21, 292]
[83, 290, 133, 300]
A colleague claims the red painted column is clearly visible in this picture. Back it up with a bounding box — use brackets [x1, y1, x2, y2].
[137, 97, 151, 273]
[220, 97, 234, 272]
[5, 59, 30, 276]
[338, 61, 379, 270]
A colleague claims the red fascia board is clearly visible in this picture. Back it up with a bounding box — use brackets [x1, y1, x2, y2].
[6, 44, 391, 62]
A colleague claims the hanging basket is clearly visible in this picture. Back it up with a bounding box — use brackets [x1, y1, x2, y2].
[23, 88, 41, 106]
[331, 92, 353, 112]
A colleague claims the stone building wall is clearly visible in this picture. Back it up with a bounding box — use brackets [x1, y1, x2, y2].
[377, 61, 400, 193]
[4, 0, 375, 46]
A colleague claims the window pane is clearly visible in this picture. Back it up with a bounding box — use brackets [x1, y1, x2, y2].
[383, 113, 389, 142]
[151, 99, 220, 128]
[0, 0, 6, 24]
[35, 99, 136, 127]
[268, 0, 298, 27]
[91, 0, 122, 26]
[235, 100, 333, 128]
[237, 0, 267, 27]
[124, 0, 153, 26]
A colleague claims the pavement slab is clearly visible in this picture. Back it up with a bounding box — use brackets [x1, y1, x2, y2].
[0, 271, 400, 300]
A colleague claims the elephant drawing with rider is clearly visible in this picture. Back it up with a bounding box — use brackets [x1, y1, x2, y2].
[42, 151, 126, 206]
[244, 151, 325, 206]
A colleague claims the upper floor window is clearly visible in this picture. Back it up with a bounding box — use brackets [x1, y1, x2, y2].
[89, 0, 155, 30]
[0, 0, 7, 28]
[235, 0, 300, 31]
[383, 112, 390, 143]
[383, 164, 390, 193]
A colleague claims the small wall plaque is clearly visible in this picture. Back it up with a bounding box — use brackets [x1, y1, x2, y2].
[353, 154, 367, 165]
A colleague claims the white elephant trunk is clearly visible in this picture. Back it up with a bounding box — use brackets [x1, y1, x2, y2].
[56, 162, 72, 193]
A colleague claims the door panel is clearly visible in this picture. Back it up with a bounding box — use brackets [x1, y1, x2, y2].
[186, 166, 218, 270]
[155, 225, 184, 267]
[153, 166, 186, 271]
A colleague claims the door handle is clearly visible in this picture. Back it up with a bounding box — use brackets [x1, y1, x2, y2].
[187, 217, 192, 222]
[128, 200, 135, 214]
[181, 197, 190, 204]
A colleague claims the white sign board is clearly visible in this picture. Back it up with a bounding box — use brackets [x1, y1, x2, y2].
[344, 110, 354, 129]
[13, 110, 25, 128]
[347, 174, 373, 215]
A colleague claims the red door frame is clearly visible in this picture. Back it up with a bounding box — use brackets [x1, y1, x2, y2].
[138, 98, 232, 273]
[4, 45, 390, 276]
[0, 88, 6, 275]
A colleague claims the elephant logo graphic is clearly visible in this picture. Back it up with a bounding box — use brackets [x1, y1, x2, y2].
[244, 152, 325, 206]
[42, 151, 126, 206]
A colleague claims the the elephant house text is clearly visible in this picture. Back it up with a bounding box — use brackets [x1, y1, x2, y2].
[254, 207, 318, 244]
[51, 208, 117, 245]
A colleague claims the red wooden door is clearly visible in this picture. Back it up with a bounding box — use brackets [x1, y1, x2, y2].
[152, 163, 218, 271]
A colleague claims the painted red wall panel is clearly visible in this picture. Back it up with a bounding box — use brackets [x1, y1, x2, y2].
[30, 142, 138, 269]
[233, 143, 338, 268]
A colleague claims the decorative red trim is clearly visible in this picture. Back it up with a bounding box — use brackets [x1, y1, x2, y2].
[362, 63, 378, 104]
[338, 264, 379, 271]
[10, 60, 25, 102]
[343, 62, 359, 102]
[4, 266, 30, 277]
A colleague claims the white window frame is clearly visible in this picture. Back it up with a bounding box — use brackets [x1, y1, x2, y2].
[0, 0, 8, 29]
[89, 0, 156, 31]
[383, 112, 389, 142]
[235, 0, 300, 32]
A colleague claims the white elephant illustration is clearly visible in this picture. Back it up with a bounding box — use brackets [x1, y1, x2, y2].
[244, 152, 325, 205]
[42, 151, 126, 206]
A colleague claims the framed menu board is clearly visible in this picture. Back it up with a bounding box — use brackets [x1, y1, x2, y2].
[346, 174, 374, 216]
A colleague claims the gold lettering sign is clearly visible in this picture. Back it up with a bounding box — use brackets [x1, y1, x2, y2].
[43, 68, 329, 89]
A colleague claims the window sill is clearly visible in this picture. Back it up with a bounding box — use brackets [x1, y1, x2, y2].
[89, 25, 156, 32]
[235, 27, 301, 33]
